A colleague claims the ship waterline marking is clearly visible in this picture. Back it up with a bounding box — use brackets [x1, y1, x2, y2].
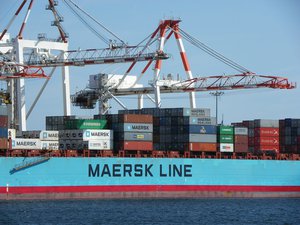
[88, 164, 192, 178]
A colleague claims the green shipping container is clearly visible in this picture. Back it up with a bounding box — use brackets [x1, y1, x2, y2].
[65, 119, 107, 130]
[218, 135, 234, 143]
[217, 126, 234, 135]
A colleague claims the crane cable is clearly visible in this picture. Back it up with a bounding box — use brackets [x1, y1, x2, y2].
[174, 27, 252, 74]
[63, 0, 126, 46]
[62, 0, 109, 45]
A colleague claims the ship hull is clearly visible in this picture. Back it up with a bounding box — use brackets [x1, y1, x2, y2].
[1, 157, 300, 199]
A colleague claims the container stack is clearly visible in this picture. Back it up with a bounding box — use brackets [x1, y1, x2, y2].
[46, 116, 75, 130]
[0, 114, 8, 150]
[119, 107, 217, 155]
[279, 119, 300, 154]
[254, 119, 279, 153]
[20, 130, 59, 150]
[110, 114, 153, 153]
[186, 123, 217, 152]
[40, 131, 59, 150]
[217, 126, 234, 152]
[58, 118, 111, 151]
[234, 127, 248, 153]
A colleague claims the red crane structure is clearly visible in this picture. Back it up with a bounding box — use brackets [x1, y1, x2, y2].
[70, 19, 295, 113]
[0, 61, 48, 79]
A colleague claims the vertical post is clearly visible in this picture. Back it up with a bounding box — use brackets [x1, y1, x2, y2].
[138, 94, 143, 109]
[173, 22, 196, 108]
[210, 91, 224, 125]
[61, 50, 71, 116]
[15, 39, 26, 133]
[153, 21, 168, 108]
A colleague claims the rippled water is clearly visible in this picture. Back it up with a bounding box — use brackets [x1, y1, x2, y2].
[0, 198, 299, 225]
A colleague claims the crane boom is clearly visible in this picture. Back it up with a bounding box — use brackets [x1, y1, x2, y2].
[25, 47, 169, 67]
[70, 73, 296, 109]
[0, 62, 48, 79]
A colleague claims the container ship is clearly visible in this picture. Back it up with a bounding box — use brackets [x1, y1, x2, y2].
[0, 2, 299, 200]
[1, 107, 300, 200]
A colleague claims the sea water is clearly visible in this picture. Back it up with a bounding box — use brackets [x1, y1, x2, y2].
[0, 198, 299, 225]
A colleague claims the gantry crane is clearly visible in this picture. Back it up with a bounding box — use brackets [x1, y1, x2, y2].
[0, 0, 168, 132]
[70, 19, 295, 113]
[0, 60, 48, 129]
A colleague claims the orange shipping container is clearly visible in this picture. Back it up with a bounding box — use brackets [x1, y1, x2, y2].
[119, 114, 153, 124]
[0, 138, 7, 149]
[118, 141, 153, 151]
[188, 142, 217, 152]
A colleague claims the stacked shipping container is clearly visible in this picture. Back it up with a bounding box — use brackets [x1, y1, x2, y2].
[234, 127, 248, 153]
[280, 119, 300, 154]
[217, 126, 234, 152]
[118, 108, 217, 154]
[254, 119, 279, 152]
[0, 106, 8, 149]
[233, 119, 280, 153]
[107, 114, 153, 152]
[58, 118, 112, 151]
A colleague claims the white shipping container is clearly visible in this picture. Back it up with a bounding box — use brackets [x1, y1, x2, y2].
[219, 143, 234, 153]
[39, 131, 59, 141]
[88, 140, 113, 150]
[8, 129, 16, 139]
[83, 129, 113, 141]
[12, 138, 41, 150]
[41, 141, 59, 150]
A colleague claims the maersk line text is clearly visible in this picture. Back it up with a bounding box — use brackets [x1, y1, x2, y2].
[88, 164, 192, 177]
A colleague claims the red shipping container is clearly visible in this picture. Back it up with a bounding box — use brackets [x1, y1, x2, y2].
[0, 116, 8, 127]
[119, 141, 153, 151]
[119, 114, 153, 124]
[254, 137, 279, 145]
[235, 135, 248, 144]
[188, 142, 217, 152]
[234, 143, 248, 153]
[254, 144, 279, 152]
[254, 128, 279, 137]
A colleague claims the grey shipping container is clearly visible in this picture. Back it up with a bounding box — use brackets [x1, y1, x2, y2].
[189, 117, 217, 125]
[123, 123, 153, 133]
[254, 119, 279, 128]
[189, 134, 217, 143]
[234, 127, 248, 135]
[182, 108, 210, 117]
[118, 132, 152, 141]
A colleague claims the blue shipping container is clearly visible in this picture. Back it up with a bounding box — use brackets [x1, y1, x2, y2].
[184, 125, 217, 134]
[0, 127, 8, 138]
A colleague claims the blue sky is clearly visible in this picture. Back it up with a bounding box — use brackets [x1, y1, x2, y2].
[0, 0, 299, 130]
